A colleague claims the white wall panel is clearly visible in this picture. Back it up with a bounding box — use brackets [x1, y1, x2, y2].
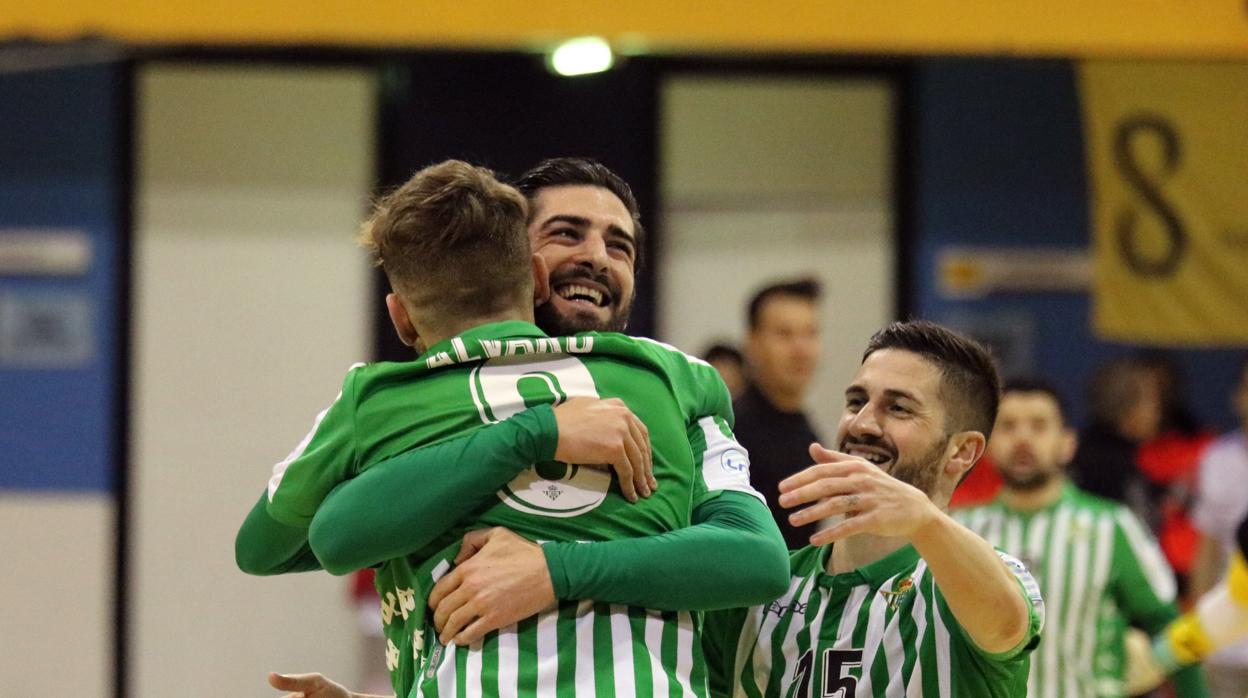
[133, 64, 375, 698]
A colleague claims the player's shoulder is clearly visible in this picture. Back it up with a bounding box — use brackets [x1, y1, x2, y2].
[1062, 483, 1128, 514]
[591, 333, 718, 379]
[341, 359, 426, 384]
[616, 333, 711, 366]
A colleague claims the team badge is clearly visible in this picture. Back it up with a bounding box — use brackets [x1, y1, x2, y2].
[879, 575, 914, 611]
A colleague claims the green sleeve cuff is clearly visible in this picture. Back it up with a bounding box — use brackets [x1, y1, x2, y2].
[518, 403, 559, 463]
[977, 572, 1045, 661]
[235, 491, 322, 575]
[543, 540, 575, 600]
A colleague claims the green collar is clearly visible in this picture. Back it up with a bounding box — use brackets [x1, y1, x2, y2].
[994, 480, 1076, 517]
[818, 543, 921, 588]
[415, 320, 548, 365]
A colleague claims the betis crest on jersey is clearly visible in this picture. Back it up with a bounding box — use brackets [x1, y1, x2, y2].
[471, 356, 611, 517]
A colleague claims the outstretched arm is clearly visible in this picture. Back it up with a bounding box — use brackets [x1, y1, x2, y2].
[780, 444, 1038, 656]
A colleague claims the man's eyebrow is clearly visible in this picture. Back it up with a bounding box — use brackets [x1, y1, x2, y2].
[883, 388, 919, 403]
[844, 385, 919, 403]
[605, 224, 636, 245]
[538, 214, 591, 230]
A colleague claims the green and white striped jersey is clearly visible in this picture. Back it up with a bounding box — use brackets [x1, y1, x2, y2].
[265, 321, 759, 698]
[702, 544, 1043, 698]
[954, 483, 1179, 698]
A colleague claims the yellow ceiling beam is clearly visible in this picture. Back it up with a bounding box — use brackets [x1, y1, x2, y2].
[1, 1, 1246, 59]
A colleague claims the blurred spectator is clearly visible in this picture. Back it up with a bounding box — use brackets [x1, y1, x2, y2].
[1069, 357, 1162, 527]
[1136, 353, 1216, 590]
[956, 378, 1208, 697]
[702, 342, 747, 400]
[733, 278, 822, 549]
[1188, 356, 1248, 697]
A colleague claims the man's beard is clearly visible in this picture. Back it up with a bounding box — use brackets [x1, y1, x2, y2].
[534, 267, 631, 335]
[887, 434, 949, 497]
[840, 433, 948, 498]
[997, 462, 1057, 491]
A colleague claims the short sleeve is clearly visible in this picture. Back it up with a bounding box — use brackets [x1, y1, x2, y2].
[689, 414, 766, 508]
[980, 550, 1045, 660]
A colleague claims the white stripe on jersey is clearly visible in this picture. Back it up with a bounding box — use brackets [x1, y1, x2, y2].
[931, 592, 952, 698]
[804, 586, 832, 693]
[697, 416, 766, 504]
[1023, 508, 1051, 694]
[1041, 505, 1071, 698]
[436, 640, 457, 698]
[905, 566, 931, 698]
[1080, 514, 1115, 694]
[645, 611, 671, 697]
[1062, 509, 1093, 698]
[610, 605, 635, 697]
[883, 564, 927, 697]
[1115, 508, 1177, 601]
[536, 609, 558, 695]
[745, 575, 806, 695]
[1003, 516, 1024, 566]
[266, 364, 363, 499]
[856, 573, 896, 697]
[465, 638, 482, 696]
[675, 612, 698, 698]
[779, 577, 819, 693]
[496, 622, 519, 698]
[574, 600, 595, 698]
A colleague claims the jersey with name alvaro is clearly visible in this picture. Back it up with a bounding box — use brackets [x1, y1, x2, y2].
[954, 484, 1180, 698]
[265, 321, 756, 698]
[702, 544, 1043, 698]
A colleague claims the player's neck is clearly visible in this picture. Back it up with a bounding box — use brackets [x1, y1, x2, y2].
[999, 474, 1066, 512]
[419, 308, 536, 347]
[827, 532, 907, 575]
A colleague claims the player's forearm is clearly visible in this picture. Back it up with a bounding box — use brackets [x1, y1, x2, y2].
[308, 405, 558, 575]
[235, 492, 323, 575]
[543, 491, 790, 610]
[910, 511, 1033, 655]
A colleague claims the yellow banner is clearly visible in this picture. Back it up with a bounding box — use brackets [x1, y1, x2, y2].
[1, 1, 1247, 58]
[1081, 62, 1248, 346]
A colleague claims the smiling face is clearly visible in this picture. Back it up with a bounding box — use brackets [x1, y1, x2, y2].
[528, 185, 637, 335]
[988, 391, 1075, 492]
[836, 349, 953, 497]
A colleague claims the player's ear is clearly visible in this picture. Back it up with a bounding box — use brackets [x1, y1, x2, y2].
[945, 430, 986, 479]
[531, 253, 551, 306]
[1059, 426, 1078, 465]
[386, 293, 420, 348]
